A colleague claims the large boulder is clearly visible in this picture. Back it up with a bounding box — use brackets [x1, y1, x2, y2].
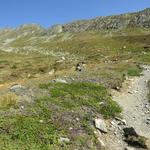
[123, 127, 149, 149]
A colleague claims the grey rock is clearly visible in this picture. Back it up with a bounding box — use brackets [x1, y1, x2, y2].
[110, 120, 117, 126]
[39, 120, 44, 123]
[115, 117, 127, 125]
[48, 69, 55, 75]
[48, 25, 63, 34]
[63, 8, 150, 32]
[53, 79, 68, 83]
[114, 131, 117, 136]
[128, 91, 133, 94]
[10, 84, 26, 95]
[59, 137, 70, 143]
[76, 63, 82, 72]
[10, 84, 25, 90]
[147, 118, 150, 121]
[95, 118, 108, 133]
[20, 105, 25, 109]
[125, 147, 135, 150]
[97, 138, 105, 147]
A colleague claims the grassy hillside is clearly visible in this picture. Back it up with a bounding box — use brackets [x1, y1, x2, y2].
[0, 27, 150, 149]
[0, 28, 150, 85]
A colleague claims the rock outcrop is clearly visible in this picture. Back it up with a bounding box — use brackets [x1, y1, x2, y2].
[62, 8, 150, 32]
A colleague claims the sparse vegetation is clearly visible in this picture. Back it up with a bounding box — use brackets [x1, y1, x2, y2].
[11, 64, 17, 69]
[0, 82, 121, 149]
[39, 82, 121, 118]
[127, 65, 142, 76]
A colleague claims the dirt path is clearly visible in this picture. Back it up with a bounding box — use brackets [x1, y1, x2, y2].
[113, 65, 150, 139]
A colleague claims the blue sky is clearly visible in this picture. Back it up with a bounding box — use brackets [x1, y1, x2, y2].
[0, 0, 150, 28]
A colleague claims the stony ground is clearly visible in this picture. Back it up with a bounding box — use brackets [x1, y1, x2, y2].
[108, 65, 150, 150]
[113, 65, 150, 138]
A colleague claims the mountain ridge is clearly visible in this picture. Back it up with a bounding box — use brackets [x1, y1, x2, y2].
[62, 7, 150, 32]
[1, 8, 150, 34]
[1, 8, 150, 55]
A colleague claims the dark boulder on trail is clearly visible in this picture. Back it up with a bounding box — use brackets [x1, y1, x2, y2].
[123, 127, 149, 149]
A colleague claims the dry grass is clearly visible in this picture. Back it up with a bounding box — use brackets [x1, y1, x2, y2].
[0, 92, 18, 108]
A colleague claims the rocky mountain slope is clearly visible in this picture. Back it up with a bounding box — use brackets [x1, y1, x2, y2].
[0, 8, 150, 55]
[1, 8, 150, 35]
[62, 8, 150, 32]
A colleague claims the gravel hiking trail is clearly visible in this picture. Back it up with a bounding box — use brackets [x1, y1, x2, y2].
[113, 65, 150, 139]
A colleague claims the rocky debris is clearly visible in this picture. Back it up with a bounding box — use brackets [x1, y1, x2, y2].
[113, 65, 150, 149]
[93, 130, 107, 149]
[48, 25, 63, 34]
[61, 56, 66, 60]
[20, 105, 25, 110]
[59, 137, 70, 144]
[10, 84, 26, 95]
[48, 69, 55, 75]
[27, 73, 31, 78]
[1, 8, 150, 41]
[110, 120, 117, 127]
[97, 138, 105, 148]
[115, 117, 127, 125]
[10, 84, 25, 91]
[39, 120, 44, 123]
[62, 8, 150, 32]
[9, 84, 45, 105]
[124, 147, 135, 150]
[128, 91, 133, 94]
[76, 63, 82, 72]
[53, 79, 68, 83]
[134, 90, 138, 94]
[146, 118, 150, 125]
[109, 118, 126, 140]
[144, 104, 149, 109]
[123, 46, 127, 49]
[112, 85, 121, 91]
[123, 127, 148, 149]
[75, 62, 86, 72]
[95, 118, 108, 133]
[147, 118, 150, 121]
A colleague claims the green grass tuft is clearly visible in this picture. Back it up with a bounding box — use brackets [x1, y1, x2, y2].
[127, 66, 142, 76]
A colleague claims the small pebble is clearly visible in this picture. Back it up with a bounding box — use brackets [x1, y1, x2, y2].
[39, 120, 44, 123]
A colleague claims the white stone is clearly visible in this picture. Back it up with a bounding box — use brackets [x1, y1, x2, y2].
[53, 79, 67, 83]
[95, 118, 108, 133]
[39, 120, 44, 123]
[60, 137, 70, 143]
[98, 138, 105, 147]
